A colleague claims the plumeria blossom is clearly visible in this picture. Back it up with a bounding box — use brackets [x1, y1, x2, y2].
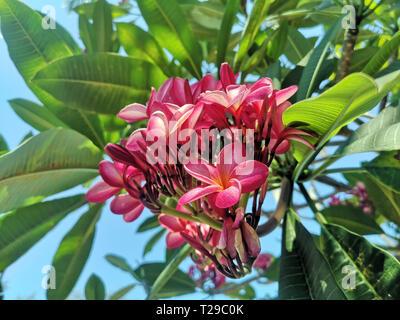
[86, 62, 317, 279]
[179, 144, 269, 209]
[86, 160, 145, 222]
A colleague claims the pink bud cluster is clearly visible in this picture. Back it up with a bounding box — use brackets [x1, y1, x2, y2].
[86, 63, 315, 278]
[329, 182, 375, 215]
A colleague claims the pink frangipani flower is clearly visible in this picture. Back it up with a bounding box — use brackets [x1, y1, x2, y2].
[178, 144, 269, 209]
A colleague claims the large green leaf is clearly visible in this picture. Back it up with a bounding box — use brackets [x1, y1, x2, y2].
[92, 0, 113, 52]
[0, 128, 102, 213]
[233, 0, 272, 72]
[335, 105, 400, 157]
[287, 71, 400, 179]
[296, 16, 342, 101]
[74, 2, 130, 19]
[283, 26, 314, 65]
[33, 53, 167, 115]
[216, 0, 240, 68]
[0, 135, 8, 155]
[0, 0, 105, 148]
[85, 274, 106, 300]
[321, 205, 383, 235]
[279, 211, 346, 300]
[9, 99, 67, 132]
[116, 23, 172, 76]
[362, 31, 400, 76]
[0, 195, 87, 271]
[320, 223, 400, 300]
[137, 0, 202, 79]
[139, 264, 196, 299]
[364, 152, 400, 194]
[47, 203, 103, 300]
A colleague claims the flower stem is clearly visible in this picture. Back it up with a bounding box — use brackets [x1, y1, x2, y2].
[161, 205, 223, 231]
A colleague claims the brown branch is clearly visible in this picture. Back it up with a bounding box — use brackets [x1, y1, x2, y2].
[257, 177, 293, 237]
[336, 28, 359, 82]
[315, 175, 353, 191]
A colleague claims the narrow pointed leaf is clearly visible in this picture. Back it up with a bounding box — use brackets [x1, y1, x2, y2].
[47, 203, 103, 300]
[85, 274, 106, 300]
[143, 228, 166, 257]
[137, 0, 202, 79]
[216, 0, 240, 68]
[147, 243, 193, 299]
[109, 284, 135, 300]
[117, 23, 172, 76]
[0, 195, 87, 271]
[233, 0, 272, 72]
[297, 16, 342, 101]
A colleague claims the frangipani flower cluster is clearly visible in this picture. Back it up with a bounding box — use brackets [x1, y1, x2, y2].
[86, 63, 315, 279]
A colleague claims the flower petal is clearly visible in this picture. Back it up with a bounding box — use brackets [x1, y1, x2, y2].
[241, 221, 261, 258]
[118, 103, 148, 122]
[178, 185, 221, 205]
[215, 179, 241, 208]
[233, 160, 269, 193]
[184, 163, 219, 185]
[158, 214, 185, 232]
[123, 204, 144, 222]
[166, 231, 186, 249]
[99, 160, 124, 187]
[220, 62, 237, 88]
[86, 181, 120, 203]
[110, 194, 141, 214]
[275, 85, 297, 105]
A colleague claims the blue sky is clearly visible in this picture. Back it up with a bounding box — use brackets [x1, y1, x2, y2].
[0, 0, 380, 300]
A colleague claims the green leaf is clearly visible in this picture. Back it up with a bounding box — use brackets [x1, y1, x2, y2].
[137, 0, 202, 79]
[74, 2, 130, 19]
[0, 128, 102, 213]
[137, 215, 160, 233]
[349, 47, 379, 73]
[92, 0, 113, 52]
[364, 152, 400, 194]
[0, 135, 8, 154]
[320, 223, 400, 299]
[224, 284, 256, 300]
[233, 0, 272, 72]
[47, 203, 103, 300]
[283, 26, 314, 65]
[362, 31, 400, 76]
[33, 53, 167, 115]
[335, 104, 400, 157]
[296, 16, 342, 101]
[216, 0, 240, 68]
[147, 243, 193, 299]
[287, 71, 400, 179]
[138, 261, 196, 299]
[116, 23, 172, 76]
[321, 205, 383, 235]
[143, 228, 166, 257]
[105, 254, 140, 281]
[109, 284, 135, 300]
[0, 0, 105, 148]
[85, 274, 106, 300]
[9, 99, 67, 132]
[279, 211, 346, 300]
[0, 195, 87, 271]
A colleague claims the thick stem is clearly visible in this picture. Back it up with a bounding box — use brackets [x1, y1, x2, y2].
[256, 177, 293, 237]
[336, 28, 359, 82]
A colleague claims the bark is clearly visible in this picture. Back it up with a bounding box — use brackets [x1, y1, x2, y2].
[336, 28, 359, 82]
